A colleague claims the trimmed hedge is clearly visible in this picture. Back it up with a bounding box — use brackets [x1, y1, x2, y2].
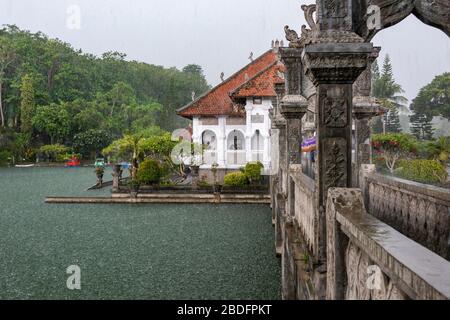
[396, 159, 448, 184]
[136, 159, 163, 185]
[223, 172, 248, 187]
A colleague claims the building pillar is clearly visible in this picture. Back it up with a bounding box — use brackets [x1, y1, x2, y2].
[303, 41, 374, 261]
[217, 116, 226, 167]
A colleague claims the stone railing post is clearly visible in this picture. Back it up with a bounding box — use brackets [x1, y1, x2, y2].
[303, 40, 374, 261]
[359, 164, 376, 209]
[280, 96, 307, 217]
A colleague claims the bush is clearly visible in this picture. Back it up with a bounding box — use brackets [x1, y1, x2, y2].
[136, 159, 163, 185]
[38, 144, 70, 162]
[372, 133, 418, 173]
[396, 159, 448, 184]
[0, 150, 12, 166]
[224, 172, 248, 187]
[244, 161, 264, 184]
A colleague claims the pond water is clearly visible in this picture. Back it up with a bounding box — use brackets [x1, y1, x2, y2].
[0, 167, 280, 299]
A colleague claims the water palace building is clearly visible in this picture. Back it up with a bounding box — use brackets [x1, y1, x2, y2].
[177, 47, 285, 179]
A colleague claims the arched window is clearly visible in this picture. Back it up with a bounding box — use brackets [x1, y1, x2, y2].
[201, 130, 217, 165]
[202, 130, 217, 150]
[227, 130, 245, 150]
[227, 130, 246, 165]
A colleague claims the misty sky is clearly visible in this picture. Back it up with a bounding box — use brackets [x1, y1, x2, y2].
[0, 0, 449, 103]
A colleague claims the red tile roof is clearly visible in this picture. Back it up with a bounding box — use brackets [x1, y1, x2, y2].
[177, 50, 280, 119]
[230, 61, 285, 98]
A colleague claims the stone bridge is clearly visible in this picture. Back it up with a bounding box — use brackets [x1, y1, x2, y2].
[270, 0, 450, 300]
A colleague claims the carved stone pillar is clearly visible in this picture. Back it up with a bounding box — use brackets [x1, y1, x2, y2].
[352, 47, 384, 187]
[303, 41, 373, 261]
[280, 95, 307, 217]
[272, 83, 287, 255]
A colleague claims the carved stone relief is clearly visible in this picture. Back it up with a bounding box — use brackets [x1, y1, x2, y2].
[324, 138, 347, 190]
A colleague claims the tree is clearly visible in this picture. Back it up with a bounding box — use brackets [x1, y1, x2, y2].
[372, 133, 417, 173]
[107, 81, 135, 117]
[74, 107, 105, 132]
[19, 74, 36, 137]
[32, 103, 71, 144]
[372, 55, 408, 133]
[410, 111, 434, 140]
[73, 129, 112, 159]
[385, 108, 402, 133]
[410, 72, 450, 121]
[0, 36, 16, 127]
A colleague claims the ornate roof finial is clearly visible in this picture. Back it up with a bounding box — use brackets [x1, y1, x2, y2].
[191, 91, 196, 101]
[271, 40, 275, 48]
[249, 52, 254, 62]
[220, 72, 225, 82]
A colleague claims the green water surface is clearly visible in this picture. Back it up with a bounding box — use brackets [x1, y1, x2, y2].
[0, 167, 280, 299]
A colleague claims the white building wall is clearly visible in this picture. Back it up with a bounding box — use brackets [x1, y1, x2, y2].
[194, 98, 273, 170]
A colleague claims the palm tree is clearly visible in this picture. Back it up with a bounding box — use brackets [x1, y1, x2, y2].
[427, 136, 450, 164]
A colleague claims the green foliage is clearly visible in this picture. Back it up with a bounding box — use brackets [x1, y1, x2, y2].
[0, 25, 210, 159]
[385, 108, 402, 133]
[136, 159, 163, 185]
[410, 111, 434, 140]
[0, 150, 12, 166]
[73, 129, 112, 158]
[19, 74, 36, 136]
[425, 136, 450, 164]
[139, 132, 176, 161]
[396, 159, 448, 184]
[32, 103, 70, 144]
[102, 135, 137, 163]
[224, 172, 248, 187]
[38, 144, 70, 162]
[372, 133, 417, 173]
[372, 55, 408, 133]
[410, 72, 450, 121]
[243, 161, 264, 184]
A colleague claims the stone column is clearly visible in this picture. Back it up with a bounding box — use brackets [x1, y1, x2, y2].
[274, 83, 287, 195]
[217, 116, 226, 167]
[272, 83, 286, 256]
[280, 95, 307, 217]
[303, 41, 374, 261]
[352, 47, 384, 187]
[112, 164, 121, 193]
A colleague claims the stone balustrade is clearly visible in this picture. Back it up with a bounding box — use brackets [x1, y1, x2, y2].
[326, 188, 450, 300]
[290, 164, 319, 258]
[362, 171, 450, 260]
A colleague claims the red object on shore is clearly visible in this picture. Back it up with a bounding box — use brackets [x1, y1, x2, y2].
[66, 156, 80, 167]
